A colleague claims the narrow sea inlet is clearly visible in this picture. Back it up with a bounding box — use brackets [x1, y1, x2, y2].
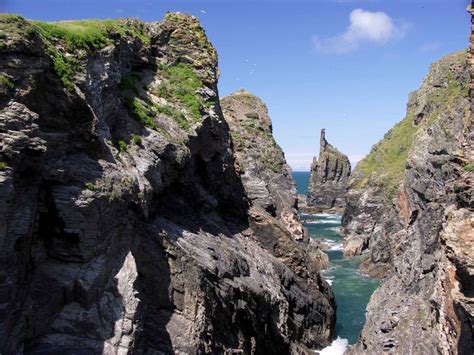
[293, 172, 379, 347]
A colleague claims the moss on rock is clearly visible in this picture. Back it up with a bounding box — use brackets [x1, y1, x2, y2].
[353, 51, 469, 199]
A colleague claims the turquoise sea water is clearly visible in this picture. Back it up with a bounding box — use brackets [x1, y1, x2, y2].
[293, 171, 311, 195]
[293, 172, 379, 345]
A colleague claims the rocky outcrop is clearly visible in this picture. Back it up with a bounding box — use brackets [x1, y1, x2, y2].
[221, 90, 331, 270]
[0, 14, 335, 353]
[307, 129, 351, 210]
[222, 90, 304, 240]
[343, 48, 474, 353]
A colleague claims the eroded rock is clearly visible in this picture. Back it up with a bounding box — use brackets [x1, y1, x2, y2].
[0, 14, 335, 353]
[307, 129, 351, 210]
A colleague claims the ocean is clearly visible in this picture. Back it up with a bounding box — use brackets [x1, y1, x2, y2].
[292, 171, 378, 352]
[292, 171, 311, 195]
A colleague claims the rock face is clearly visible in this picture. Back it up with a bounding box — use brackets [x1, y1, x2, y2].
[307, 129, 351, 209]
[221, 90, 330, 270]
[0, 14, 335, 353]
[343, 49, 474, 353]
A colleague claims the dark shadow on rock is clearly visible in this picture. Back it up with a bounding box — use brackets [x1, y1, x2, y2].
[128, 223, 174, 353]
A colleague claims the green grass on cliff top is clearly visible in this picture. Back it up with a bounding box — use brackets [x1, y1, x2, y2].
[32, 19, 150, 50]
[354, 51, 468, 199]
[0, 14, 36, 39]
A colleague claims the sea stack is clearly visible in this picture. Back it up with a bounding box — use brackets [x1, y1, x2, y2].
[307, 129, 351, 210]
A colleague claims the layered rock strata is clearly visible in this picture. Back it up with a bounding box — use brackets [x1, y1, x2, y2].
[221, 90, 330, 270]
[307, 129, 351, 210]
[0, 14, 335, 353]
[344, 49, 474, 353]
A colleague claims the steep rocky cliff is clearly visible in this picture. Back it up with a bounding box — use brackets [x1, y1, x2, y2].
[307, 129, 351, 210]
[343, 49, 473, 353]
[0, 14, 335, 353]
[221, 90, 330, 270]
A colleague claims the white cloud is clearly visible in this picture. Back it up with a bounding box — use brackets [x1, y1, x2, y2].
[313, 9, 407, 54]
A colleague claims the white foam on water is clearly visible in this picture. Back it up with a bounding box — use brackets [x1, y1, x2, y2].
[327, 242, 343, 251]
[324, 275, 334, 285]
[313, 213, 342, 220]
[305, 220, 340, 225]
[317, 337, 348, 354]
[321, 238, 336, 245]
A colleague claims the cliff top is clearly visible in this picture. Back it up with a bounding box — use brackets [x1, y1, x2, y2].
[351, 50, 469, 199]
[0, 12, 221, 136]
[222, 90, 287, 174]
[0, 12, 217, 88]
[221, 89, 273, 132]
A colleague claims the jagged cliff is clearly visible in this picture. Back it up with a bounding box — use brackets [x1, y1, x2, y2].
[343, 49, 473, 353]
[0, 14, 335, 353]
[221, 90, 330, 270]
[307, 129, 351, 210]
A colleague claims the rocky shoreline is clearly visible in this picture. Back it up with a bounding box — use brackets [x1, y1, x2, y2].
[0, 14, 335, 353]
[0, 6, 473, 355]
[342, 49, 473, 353]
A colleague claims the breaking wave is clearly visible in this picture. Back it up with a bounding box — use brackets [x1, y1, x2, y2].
[317, 337, 348, 354]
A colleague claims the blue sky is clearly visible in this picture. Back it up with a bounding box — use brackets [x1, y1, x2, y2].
[1, 0, 470, 170]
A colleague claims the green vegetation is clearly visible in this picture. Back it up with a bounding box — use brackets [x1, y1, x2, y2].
[121, 65, 201, 131]
[0, 74, 14, 96]
[154, 103, 189, 129]
[355, 114, 417, 199]
[354, 52, 469, 199]
[0, 74, 13, 98]
[464, 163, 474, 172]
[23, 18, 150, 91]
[262, 138, 284, 173]
[117, 140, 127, 153]
[28, 20, 80, 91]
[0, 162, 7, 170]
[152, 63, 204, 121]
[156, 62, 167, 71]
[34, 20, 108, 50]
[265, 156, 283, 173]
[454, 185, 462, 194]
[132, 134, 142, 146]
[123, 97, 157, 130]
[165, 12, 217, 54]
[84, 182, 96, 191]
[231, 132, 246, 150]
[48, 45, 78, 91]
[0, 14, 37, 41]
[119, 75, 139, 95]
[32, 19, 150, 51]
